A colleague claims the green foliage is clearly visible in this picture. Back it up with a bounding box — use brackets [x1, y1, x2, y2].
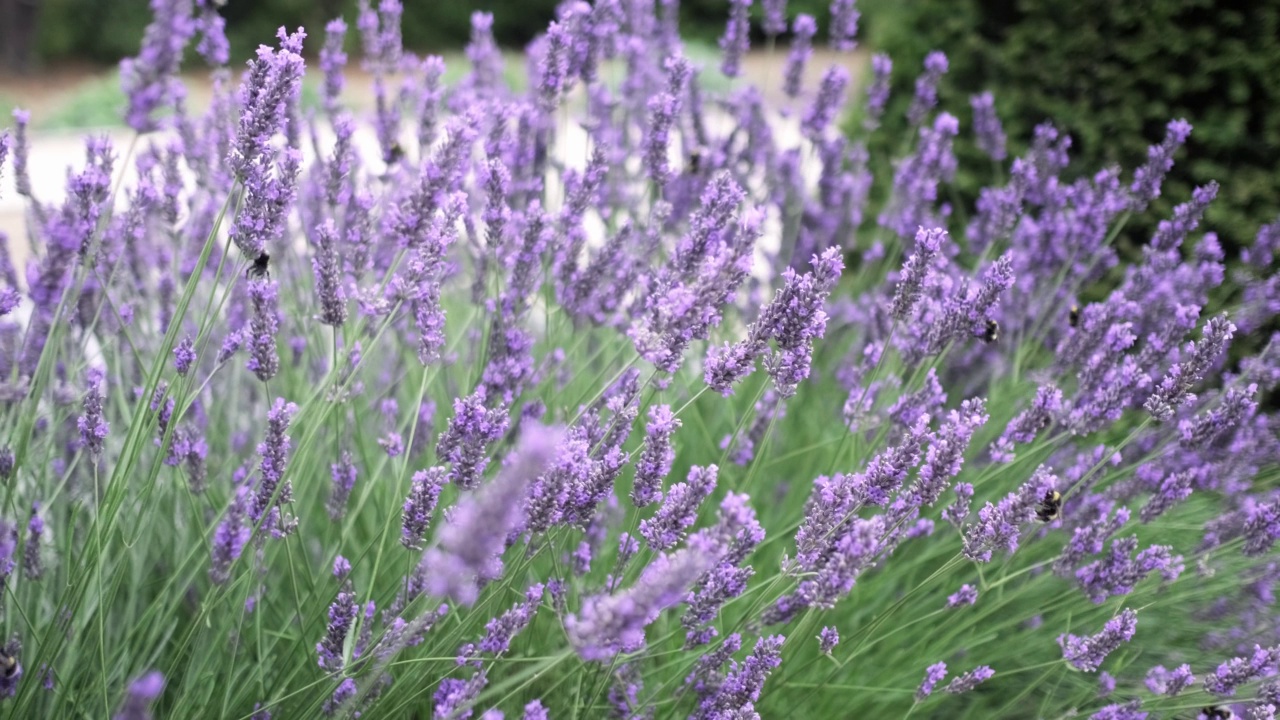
[861, 0, 1280, 257]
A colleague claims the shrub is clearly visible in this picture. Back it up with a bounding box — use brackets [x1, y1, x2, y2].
[0, 1, 1278, 718]
[861, 0, 1280, 264]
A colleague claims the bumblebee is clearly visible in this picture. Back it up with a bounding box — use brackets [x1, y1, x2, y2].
[1068, 304, 1080, 328]
[980, 319, 999, 343]
[1035, 490, 1062, 523]
[1198, 707, 1231, 720]
[0, 645, 18, 681]
[385, 141, 405, 165]
[246, 253, 271, 280]
[688, 148, 703, 174]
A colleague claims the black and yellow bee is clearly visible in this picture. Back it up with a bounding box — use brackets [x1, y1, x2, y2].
[1035, 490, 1062, 523]
[246, 253, 271, 280]
[980, 319, 999, 343]
[1198, 706, 1231, 720]
[0, 647, 18, 682]
[385, 141, 405, 165]
[688, 148, 704, 174]
[1068, 304, 1080, 328]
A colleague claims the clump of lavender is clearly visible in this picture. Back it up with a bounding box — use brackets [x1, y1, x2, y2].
[1059, 609, 1139, 672]
[436, 389, 510, 490]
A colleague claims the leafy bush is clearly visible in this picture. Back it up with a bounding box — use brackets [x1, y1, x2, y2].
[1, 2, 1279, 719]
[860, 0, 1280, 262]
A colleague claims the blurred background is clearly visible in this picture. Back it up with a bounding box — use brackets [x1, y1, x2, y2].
[1, 0, 1277, 265]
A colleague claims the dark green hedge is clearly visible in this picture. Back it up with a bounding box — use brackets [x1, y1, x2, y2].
[860, 0, 1280, 259]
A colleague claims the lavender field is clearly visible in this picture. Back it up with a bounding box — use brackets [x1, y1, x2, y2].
[0, 0, 1278, 718]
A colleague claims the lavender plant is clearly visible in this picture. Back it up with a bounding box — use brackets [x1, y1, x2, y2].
[0, 1, 1278, 718]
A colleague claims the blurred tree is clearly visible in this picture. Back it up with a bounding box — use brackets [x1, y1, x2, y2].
[1, 0, 40, 73]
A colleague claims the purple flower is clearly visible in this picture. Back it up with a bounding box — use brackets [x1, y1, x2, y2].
[478, 584, 544, 655]
[944, 666, 994, 694]
[1145, 315, 1235, 421]
[522, 700, 548, 720]
[829, 0, 860, 51]
[402, 467, 446, 549]
[229, 28, 306, 182]
[567, 546, 711, 661]
[962, 467, 1057, 562]
[333, 556, 351, 579]
[891, 227, 946, 320]
[946, 584, 978, 608]
[992, 384, 1062, 462]
[762, 0, 787, 35]
[818, 626, 839, 654]
[783, 15, 817, 98]
[1058, 609, 1138, 672]
[644, 57, 693, 186]
[328, 452, 358, 521]
[1144, 664, 1194, 696]
[323, 677, 357, 716]
[1099, 671, 1116, 697]
[311, 220, 348, 326]
[1204, 645, 1280, 696]
[320, 18, 348, 113]
[120, 0, 195, 132]
[1074, 536, 1182, 603]
[23, 503, 43, 580]
[244, 278, 281, 382]
[970, 92, 1007, 161]
[210, 486, 251, 584]
[632, 405, 681, 508]
[1129, 118, 1192, 211]
[250, 398, 299, 538]
[317, 583, 357, 672]
[801, 66, 850, 140]
[907, 50, 948, 126]
[864, 53, 892, 130]
[173, 335, 196, 375]
[880, 113, 959, 237]
[113, 671, 164, 720]
[423, 425, 560, 605]
[719, 0, 751, 78]
[436, 389, 510, 490]
[77, 367, 109, 458]
[434, 671, 488, 720]
[640, 465, 718, 551]
[1091, 700, 1147, 720]
[682, 493, 765, 645]
[695, 635, 784, 719]
[916, 662, 947, 700]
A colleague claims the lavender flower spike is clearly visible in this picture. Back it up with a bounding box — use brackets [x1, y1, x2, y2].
[801, 65, 851, 141]
[436, 388, 510, 490]
[944, 666, 994, 694]
[1129, 118, 1192, 211]
[864, 53, 892, 130]
[1204, 645, 1280, 696]
[783, 15, 817, 99]
[719, 0, 751, 79]
[818, 627, 839, 654]
[640, 465, 718, 551]
[113, 671, 164, 720]
[210, 487, 251, 584]
[120, 0, 195, 132]
[1144, 314, 1235, 421]
[916, 662, 947, 700]
[632, 404, 681, 508]
[891, 227, 945, 320]
[245, 278, 282, 382]
[1058, 608, 1138, 672]
[907, 51, 948, 127]
[829, 0, 860, 51]
[78, 367, 109, 458]
[698, 635, 785, 718]
[423, 424, 561, 605]
[312, 220, 348, 326]
[567, 546, 712, 661]
[762, 0, 787, 36]
[401, 467, 446, 549]
[250, 398, 300, 538]
[970, 91, 1007, 161]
